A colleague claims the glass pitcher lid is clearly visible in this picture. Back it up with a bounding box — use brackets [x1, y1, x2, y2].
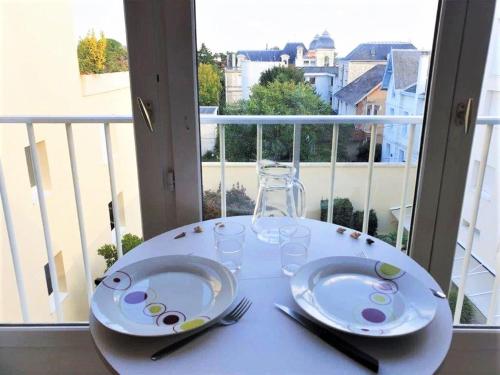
[258, 161, 296, 178]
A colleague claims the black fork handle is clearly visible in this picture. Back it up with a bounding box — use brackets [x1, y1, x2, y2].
[151, 324, 218, 361]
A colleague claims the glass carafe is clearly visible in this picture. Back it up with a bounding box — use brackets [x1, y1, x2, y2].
[252, 162, 306, 243]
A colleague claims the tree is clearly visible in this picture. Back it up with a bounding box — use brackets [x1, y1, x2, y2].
[356, 141, 382, 162]
[213, 80, 332, 162]
[198, 43, 216, 65]
[331, 198, 354, 227]
[97, 233, 143, 271]
[351, 209, 378, 236]
[104, 38, 128, 73]
[198, 63, 223, 106]
[259, 66, 305, 86]
[77, 31, 107, 74]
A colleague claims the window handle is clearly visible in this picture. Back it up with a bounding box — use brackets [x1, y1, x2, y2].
[456, 98, 474, 135]
[137, 97, 154, 133]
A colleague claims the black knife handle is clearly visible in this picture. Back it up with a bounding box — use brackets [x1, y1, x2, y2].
[313, 327, 379, 373]
[151, 326, 215, 361]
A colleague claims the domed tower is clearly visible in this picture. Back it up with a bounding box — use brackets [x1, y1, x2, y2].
[309, 34, 320, 50]
[314, 30, 336, 67]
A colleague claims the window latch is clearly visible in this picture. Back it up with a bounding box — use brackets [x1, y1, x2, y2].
[455, 98, 473, 135]
[136, 97, 154, 133]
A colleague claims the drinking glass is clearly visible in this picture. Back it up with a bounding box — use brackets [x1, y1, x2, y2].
[279, 224, 311, 276]
[214, 222, 245, 272]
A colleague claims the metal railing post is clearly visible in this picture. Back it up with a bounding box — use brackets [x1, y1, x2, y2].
[454, 125, 493, 324]
[487, 242, 500, 324]
[219, 124, 227, 217]
[362, 124, 377, 233]
[292, 124, 302, 179]
[396, 123, 416, 251]
[327, 124, 339, 223]
[65, 123, 93, 303]
[26, 122, 63, 321]
[0, 158, 30, 321]
[104, 123, 123, 258]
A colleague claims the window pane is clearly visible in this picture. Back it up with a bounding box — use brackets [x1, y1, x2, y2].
[451, 2, 500, 326]
[196, 0, 438, 251]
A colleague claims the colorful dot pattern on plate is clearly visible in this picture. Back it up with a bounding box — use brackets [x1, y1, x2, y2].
[91, 255, 237, 337]
[375, 262, 406, 280]
[173, 316, 210, 333]
[103, 271, 132, 290]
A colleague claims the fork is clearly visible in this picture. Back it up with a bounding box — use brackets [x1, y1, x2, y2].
[151, 297, 252, 361]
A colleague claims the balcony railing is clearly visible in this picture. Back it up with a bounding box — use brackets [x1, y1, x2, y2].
[0, 115, 498, 325]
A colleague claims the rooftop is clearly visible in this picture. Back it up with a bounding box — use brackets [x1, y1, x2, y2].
[382, 49, 422, 90]
[333, 64, 386, 104]
[343, 42, 416, 61]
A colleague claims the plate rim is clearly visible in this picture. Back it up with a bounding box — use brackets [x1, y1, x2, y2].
[290, 255, 438, 338]
[91, 254, 238, 337]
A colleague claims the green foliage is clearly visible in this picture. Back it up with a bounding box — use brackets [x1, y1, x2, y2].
[77, 31, 107, 74]
[104, 38, 128, 73]
[376, 230, 408, 251]
[259, 66, 305, 86]
[331, 198, 354, 227]
[203, 183, 255, 220]
[97, 233, 143, 271]
[448, 286, 475, 324]
[197, 44, 226, 109]
[351, 209, 378, 236]
[198, 63, 223, 106]
[198, 43, 216, 65]
[356, 142, 382, 162]
[320, 198, 378, 235]
[214, 81, 332, 162]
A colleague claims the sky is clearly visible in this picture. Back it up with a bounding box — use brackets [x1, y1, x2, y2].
[72, 0, 439, 56]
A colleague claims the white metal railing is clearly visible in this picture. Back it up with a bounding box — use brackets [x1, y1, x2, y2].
[0, 116, 131, 322]
[0, 114, 498, 325]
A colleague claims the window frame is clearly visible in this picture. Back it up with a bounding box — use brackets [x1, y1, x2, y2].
[1, 0, 498, 368]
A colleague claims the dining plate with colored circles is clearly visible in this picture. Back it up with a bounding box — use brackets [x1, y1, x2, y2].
[91, 255, 238, 337]
[290, 256, 438, 337]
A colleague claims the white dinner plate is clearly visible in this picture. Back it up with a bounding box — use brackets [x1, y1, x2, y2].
[290, 256, 437, 337]
[91, 255, 238, 337]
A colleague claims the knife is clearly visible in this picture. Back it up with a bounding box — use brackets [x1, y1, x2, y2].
[275, 304, 379, 373]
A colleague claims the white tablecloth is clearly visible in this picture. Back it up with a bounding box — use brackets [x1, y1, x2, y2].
[90, 216, 452, 374]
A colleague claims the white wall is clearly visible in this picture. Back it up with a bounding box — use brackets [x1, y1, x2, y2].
[202, 162, 417, 234]
[241, 61, 282, 99]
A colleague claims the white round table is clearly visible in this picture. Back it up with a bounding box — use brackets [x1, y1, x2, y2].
[90, 216, 452, 375]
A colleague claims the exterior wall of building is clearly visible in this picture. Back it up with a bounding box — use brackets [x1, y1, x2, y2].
[333, 60, 385, 112]
[0, 0, 141, 322]
[202, 162, 417, 233]
[381, 77, 423, 163]
[307, 74, 333, 105]
[241, 60, 282, 99]
[345, 61, 384, 85]
[315, 49, 335, 67]
[224, 69, 242, 104]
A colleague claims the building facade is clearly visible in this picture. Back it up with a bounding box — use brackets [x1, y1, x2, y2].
[333, 42, 416, 113]
[224, 31, 337, 105]
[380, 49, 429, 163]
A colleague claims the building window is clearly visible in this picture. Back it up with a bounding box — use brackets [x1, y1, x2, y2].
[324, 56, 329, 66]
[386, 143, 391, 156]
[25, 141, 52, 190]
[399, 149, 405, 162]
[44, 251, 68, 313]
[310, 77, 316, 84]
